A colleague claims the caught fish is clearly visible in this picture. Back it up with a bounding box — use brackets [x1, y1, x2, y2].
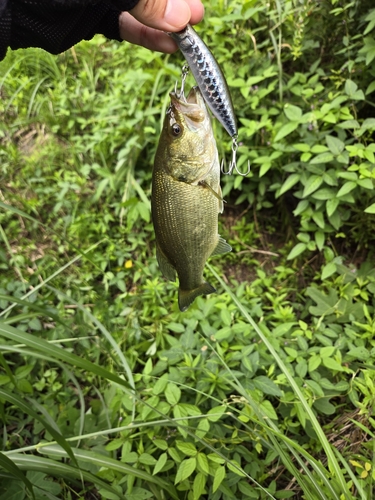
[169, 24, 250, 177]
[169, 24, 237, 139]
[152, 86, 231, 311]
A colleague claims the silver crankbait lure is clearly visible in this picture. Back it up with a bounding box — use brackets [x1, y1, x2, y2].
[169, 24, 250, 177]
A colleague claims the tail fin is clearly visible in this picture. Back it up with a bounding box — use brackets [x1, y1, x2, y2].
[178, 282, 216, 312]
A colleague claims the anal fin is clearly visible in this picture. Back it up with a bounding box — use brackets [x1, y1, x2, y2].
[156, 244, 176, 281]
[210, 236, 232, 256]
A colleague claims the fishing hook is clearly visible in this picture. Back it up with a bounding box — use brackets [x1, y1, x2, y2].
[174, 64, 190, 100]
[221, 136, 251, 176]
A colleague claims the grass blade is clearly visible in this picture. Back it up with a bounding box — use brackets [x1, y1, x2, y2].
[39, 445, 180, 499]
[0, 388, 78, 468]
[0, 321, 132, 391]
[0, 452, 35, 499]
[9, 453, 122, 498]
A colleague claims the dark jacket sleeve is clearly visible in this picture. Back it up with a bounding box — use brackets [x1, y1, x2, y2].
[0, 0, 140, 61]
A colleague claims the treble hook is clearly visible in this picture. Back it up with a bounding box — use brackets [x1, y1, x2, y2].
[175, 63, 190, 100]
[221, 135, 251, 176]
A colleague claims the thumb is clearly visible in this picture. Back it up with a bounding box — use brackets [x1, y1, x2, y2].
[129, 0, 191, 32]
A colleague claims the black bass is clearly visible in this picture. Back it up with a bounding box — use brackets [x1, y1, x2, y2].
[152, 86, 231, 312]
[169, 24, 237, 139]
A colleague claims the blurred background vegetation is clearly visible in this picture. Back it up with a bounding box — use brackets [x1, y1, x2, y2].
[0, 0, 375, 498]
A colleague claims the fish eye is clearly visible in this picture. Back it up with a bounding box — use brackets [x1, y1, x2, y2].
[171, 123, 183, 137]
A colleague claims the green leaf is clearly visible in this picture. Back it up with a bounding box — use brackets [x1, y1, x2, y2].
[193, 473, 206, 500]
[312, 188, 336, 200]
[302, 175, 323, 197]
[312, 211, 325, 229]
[165, 383, 181, 406]
[345, 79, 358, 96]
[197, 453, 209, 475]
[166, 322, 185, 333]
[309, 355, 322, 373]
[176, 442, 197, 457]
[366, 81, 375, 95]
[287, 243, 307, 260]
[326, 198, 339, 217]
[195, 418, 210, 439]
[168, 448, 181, 464]
[337, 119, 360, 129]
[207, 406, 226, 422]
[293, 143, 310, 152]
[138, 453, 157, 466]
[227, 461, 246, 477]
[337, 181, 356, 197]
[326, 135, 345, 155]
[253, 376, 282, 396]
[296, 360, 308, 378]
[207, 454, 225, 465]
[306, 287, 337, 316]
[153, 453, 167, 476]
[320, 346, 335, 358]
[238, 481, 258, 498]
[259, 400, 278, 420]
[153, 439, 168, 451]
[274, 121, 299, 142]
[213, 466, 226, 493]
[310, 152, 334, 164]
[357, 178, 373, 190]
[278, 173, 300, 196]
[105, 439, 124, 451]
[364, 203, 375, 214]
[284, 104, 302, 121]
[313, 398, 336, 415]
[346, 347, 370, 361]
[321, 263, 337, 280]
[306, 380, 324, 397]
[259, 162, 272, 177]
[315, 231, 325, 251]
[174, 458, 196, 484]
[322, 357, 345, 372]
[360, 118, 375, 131]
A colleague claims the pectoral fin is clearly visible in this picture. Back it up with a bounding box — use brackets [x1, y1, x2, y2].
[156, 244, 176, 281]
[199, 181, 225, 213]
[210, 236, 232, 256]
[178, 282, 216, 312]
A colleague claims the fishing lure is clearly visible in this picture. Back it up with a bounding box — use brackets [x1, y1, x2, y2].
[169, 24, 250, 177]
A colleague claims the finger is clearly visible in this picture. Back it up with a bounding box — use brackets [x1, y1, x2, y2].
[129, 0, 203, 32]
[119, 12, 178, 53]
[183, 0, 205, 25]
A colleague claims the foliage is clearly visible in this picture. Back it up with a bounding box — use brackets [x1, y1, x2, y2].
[0, 0, 375, 499]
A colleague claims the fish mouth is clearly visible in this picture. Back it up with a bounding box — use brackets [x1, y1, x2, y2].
[169, 87, 207, 129]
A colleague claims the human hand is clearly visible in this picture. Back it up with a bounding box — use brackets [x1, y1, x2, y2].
[119, 0, 204, 53]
